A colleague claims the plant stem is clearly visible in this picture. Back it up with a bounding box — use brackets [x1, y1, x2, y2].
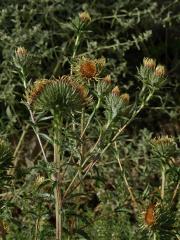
[53, 114, 63, 240]
[115, 142, 137, 208]
[161, 166, 166, 200]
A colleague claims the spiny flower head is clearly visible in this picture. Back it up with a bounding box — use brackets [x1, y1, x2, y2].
[154, 65, 166, 78]
[120, 93, 130, 104]
[15, 47, 28, 58]
[112, 86, 120, 96]
[26, 76, 91, 113]
[143, 57, 156, 69]
[26, 79, 51, 105]
[72, 57, 105, 80]
[79, 11, 91, 23]
[103, 75, 111, 84]
[80, 59, 97, 78]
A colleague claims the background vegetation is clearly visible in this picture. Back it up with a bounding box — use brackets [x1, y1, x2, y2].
[0, 0, 179, 239]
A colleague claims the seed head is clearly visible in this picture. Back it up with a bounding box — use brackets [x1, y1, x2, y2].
[120, 93, 130, 104]
[80, 59, 97, 79]
[143, 57, 156, 69]
[79, 11, 91, 23]
[15, 47, 28, 58]
[154, 65, 166, 77]
[112, 86, 120, 96]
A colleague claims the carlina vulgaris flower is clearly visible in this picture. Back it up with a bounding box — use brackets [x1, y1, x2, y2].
[112, 86, 121, 96]
[143, 57, 156, 69]
[154, 65, 166, 78]
[120, 93, 130, 104]
[25, 79, 52, 105]
[103, 75, 111, 84]
[73, 57, 106, 81]
[79, 11, 91, 23]
[80, 58, 97, 79]
[15, 46, 28, 58]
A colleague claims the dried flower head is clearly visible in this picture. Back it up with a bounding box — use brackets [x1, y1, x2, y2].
[120, 93, 130, 104]
[80, 59, 97, 79]
[103, 75, 111, 84]
[15, 47, 28, 58]
[72, 57, 106, 81]
[79, 11, 91, 22]
[143, 58, 156, 69]
[144, 204, 156, 226]
[154, 65, 166, 77]
[26, 76, 91, 112]
[112, 86, 120, 96]
[26, 79, 51, 105]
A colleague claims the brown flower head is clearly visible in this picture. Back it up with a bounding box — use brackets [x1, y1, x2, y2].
[26, 79, 51, 105]
[112, 86, 120, 96]
[120, 93, 130, 104]
[79, 59, 97, 79]
[154, 65, 166, 78]
[143, 58, 156, 69]
[103, 75, 111, 84]
[79, 11, 91, 23]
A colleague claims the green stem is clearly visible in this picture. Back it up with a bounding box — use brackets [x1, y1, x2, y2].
[81, 97, 101, 139]
[161, 166, 166, 200]
[53, 113, 63, 240]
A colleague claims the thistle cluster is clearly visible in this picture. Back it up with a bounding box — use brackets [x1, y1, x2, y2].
[138, 57, 167, 89]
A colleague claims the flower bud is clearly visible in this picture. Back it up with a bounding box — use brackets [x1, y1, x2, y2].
[103, 75, 111, 84]
[112, 86, 120, 96]
[155, 65, 166, 77]
[120, 93, 130, 104]
[79, 11, 91, 23]
[143, 57, 156, 69]
[15, 47, 28, 58]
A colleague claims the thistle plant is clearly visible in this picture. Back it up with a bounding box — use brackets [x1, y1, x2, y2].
[4, 11, 178, 240]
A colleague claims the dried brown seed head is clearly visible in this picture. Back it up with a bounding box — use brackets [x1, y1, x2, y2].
[144, 204, 156, 226]
[103, 75, 111, 84]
